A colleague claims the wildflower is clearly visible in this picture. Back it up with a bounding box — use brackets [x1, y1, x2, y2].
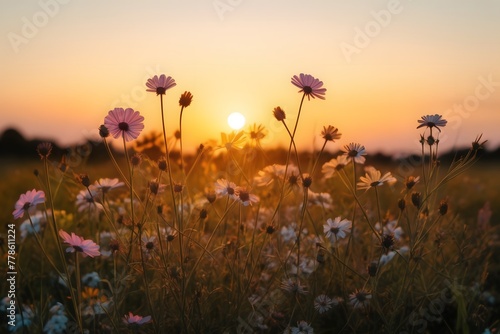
[308, 190, 333, 210]
[6, 305, 34, 332]
[342, 143, 367, 164]
[130, 153, 142, 166]
[321, 125, 341, 142]
[281, 278, 308, 295]
[405, 176, 420, 190]
[123, 312, 152, 326]
[215, 178, 238, 199]
[376, 220, 403, 241]
[173, 182, 184, 193]
[398, 198, 406, 211]
[43, 303, 68, 334]
[77, 173, 91, 188]
[357, 167, 396, 190]
[273, 106, 286, 121]
[109, 239, 121, 253]
[76, 188, 103, 213]
[37, 142, 52, 159]
[417, 114, 447, 132]
[146, 74, 176, 95]
[323, 217, 352, 243]
[266, 224, 276, 234]
[248, 123, 267, 142]
[314, 294, 336, 314]
[149, 181, 166, 195]
[349, 289, 372, 309]
[179, 91, 193, 107]
[59, 230, 101, 258]
[157, 158, 167, 171]
[321, 155, 350, 178]
[166, 227, 177, 242]
[20, 211, 46, 241]
[142, 235, 157, 254]
[98, 124, 109, 138]
[94, 178, 124, 195]
[291, 73, 326, 100]
[302, 174, 313, 188]
[12, 189, 45, 219]
[206, 191, 217, 203]
[199, 208, 208, 220]
[368, 262, 378, 277]
[104, 107, 145, 142]
[220, 131, 246, 152]
[81, 272, 101, 288]
[288, 320, 314, 334]
[280, 223, 297, 242]
[235, 187, 259, 206]
[381, 233, 396, 252]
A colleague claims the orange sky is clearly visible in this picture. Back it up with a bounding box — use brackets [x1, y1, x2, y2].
[1, 1, 499, 155]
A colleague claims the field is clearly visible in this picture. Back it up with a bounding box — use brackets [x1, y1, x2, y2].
[1, 74, 499, 334]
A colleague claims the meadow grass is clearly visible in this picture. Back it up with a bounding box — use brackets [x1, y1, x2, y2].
[1, 73, 499, 334]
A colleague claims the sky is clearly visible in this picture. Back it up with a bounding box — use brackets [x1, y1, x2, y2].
[1, 0, 499, 156]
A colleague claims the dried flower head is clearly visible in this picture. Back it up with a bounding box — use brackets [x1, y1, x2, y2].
[179, 91, 193, 108]
[439, 199, 448, 215]
[98, 124, 110, 138]
[37, 142, 52, 159]
[157, 158, 167, 171]
[405, 176, 420, 190]
[273, 106, 286, 121]
[411, 192, 422, 209]
[130, 153, 142, 167]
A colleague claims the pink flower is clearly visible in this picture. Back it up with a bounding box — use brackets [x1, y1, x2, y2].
[104, 108, 145, 142]
[123, 312, 152, 325]
[146, 74, 176, 95]
[59, 230, 101, 258]
[13, 189, 45, 219]
[291, 73, 327, 100]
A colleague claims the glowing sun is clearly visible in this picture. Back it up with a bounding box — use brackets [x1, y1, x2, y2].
[227, 112, 246, 130]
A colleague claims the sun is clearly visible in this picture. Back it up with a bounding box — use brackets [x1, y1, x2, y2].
[227, 112, 246, 130]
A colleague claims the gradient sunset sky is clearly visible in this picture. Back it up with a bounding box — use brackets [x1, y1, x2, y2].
[1, 0, 499, 155]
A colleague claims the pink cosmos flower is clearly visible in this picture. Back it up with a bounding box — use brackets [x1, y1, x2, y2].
[123, 312, 152, 325]
[13, 189, 45, 219]
[235, 187, 260, 206]
[94, 178, 124, 194]
[214, 178, 238, 199]
[59, 230, 101, 258]
[104, 108, 145, 142]
[291, 73, 327, 100]
[146, 74, 176, 95]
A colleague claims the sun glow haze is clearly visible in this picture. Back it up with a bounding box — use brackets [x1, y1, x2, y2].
[1, 1, 499, 154]
[227, 112, 246, 130]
